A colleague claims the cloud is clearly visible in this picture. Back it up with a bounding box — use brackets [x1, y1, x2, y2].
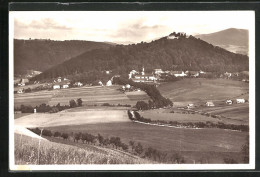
[109, 19, 171, 43]
[15, 18, 72, 31]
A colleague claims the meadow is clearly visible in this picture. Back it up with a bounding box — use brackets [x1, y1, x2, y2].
[158, 78, 249, 105]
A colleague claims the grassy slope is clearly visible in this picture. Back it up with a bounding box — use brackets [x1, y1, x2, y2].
[15, 133, 150, 165]
[158, 78, 249, 104]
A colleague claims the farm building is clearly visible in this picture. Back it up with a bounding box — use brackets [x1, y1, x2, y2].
[186, 71, 200, 77]
[17, 89, 24, 94]
[226, 100, 233, 104]
[62, 84, 69, 89]
[106, 80, 112, 86]
[236, 99, 245, 104]
[170, 71, 187, 77]
[98, 81, 104, 86]
[154, 69, 164, 75]
[18, 78, 29, 86]
[57, 77, 62, 82]
[206, 101, 215, 107]
[224, 72, 232, 78]
[74, 82, 83, 87]
[53, 85, 60, 89]
[187, 103, 194, 109]
[125, 84, 131, 89]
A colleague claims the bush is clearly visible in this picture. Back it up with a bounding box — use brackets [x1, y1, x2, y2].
[42, 129, 52, 137]
[69, 99, 77, 108]
[135, 142, 143, 154]
[102, 103, 111, 106]
[61, 133, 69, 140]
[20, 105, 34, 113]
[54, 131, 61, 137]
[77, 98, 83, 107]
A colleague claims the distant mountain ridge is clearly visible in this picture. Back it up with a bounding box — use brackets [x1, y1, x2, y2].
[31, 32, 248, 82]
[195, 28, 249, 55]
[14, 39, 112, 75]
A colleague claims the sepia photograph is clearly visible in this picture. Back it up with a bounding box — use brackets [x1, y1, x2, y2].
[9, 10, 255, 170]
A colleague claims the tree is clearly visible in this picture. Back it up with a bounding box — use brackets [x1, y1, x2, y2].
[77, 98, 83, 107]
[54, 131, 61, 137]
[69, 99, 77, 108]
[97, 134, 104, 146]
[129, 140, 135, 152]
[135, 142, 143, 154]
[136, 101, 149, 110]
[61, 133, 69, 140]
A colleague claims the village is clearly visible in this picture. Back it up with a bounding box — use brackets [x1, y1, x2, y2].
[14, 67, 248, 111]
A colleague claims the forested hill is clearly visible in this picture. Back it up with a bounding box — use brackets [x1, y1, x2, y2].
[14, 39, 112, 75]
[31, 33, 249, 81]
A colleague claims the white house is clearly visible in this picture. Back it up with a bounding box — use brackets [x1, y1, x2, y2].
[206, 101, 215, 107]
[154, 69, 164, 75]
[187, 103, 194, 109]
[17, 89, 24, 94]
[106, 80, 112, 86]
[125, 84, 131, 89]
[226, 100, 233, 104]
[62, 84, 69, 89]
[74, 82, 83, 87]
[224, 72, 232, 78]
[53, 85, 60, 89]
[171, 71, 187, 77]
[236, 99, 245, 104]
[98, 81, 103, 86]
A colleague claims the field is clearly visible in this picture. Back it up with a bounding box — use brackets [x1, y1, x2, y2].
[14, 85, 149, 107]
[139, 104, 249, 125]
[15, 108, 130, 128]
[194, 104, 249, 125]
[15, 133, 149, 164]
[158, 78, 249, 106]
[47, 122, 247, 164]
[139, 109, 220, 123]
[15, 107, 248, 164]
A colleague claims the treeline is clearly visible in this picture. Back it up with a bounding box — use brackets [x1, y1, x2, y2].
[102, 103, 131, 107]
[15, 98, 83, 113]
[128, 110, 249, 132]
[28, 127, 186, 164]
[31, 33, 248, 82]
[113, 77, 172, 108]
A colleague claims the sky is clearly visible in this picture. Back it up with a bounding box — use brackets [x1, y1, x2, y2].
[11, 11, 254, 44]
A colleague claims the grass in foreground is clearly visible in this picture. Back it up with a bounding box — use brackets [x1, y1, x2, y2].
[14, 133, 150, 165]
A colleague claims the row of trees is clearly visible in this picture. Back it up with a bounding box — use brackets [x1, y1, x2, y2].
[15, 98, 83, 113]
[113, 77, 173, 109]
[28, 127, 187, 163]
[128, 110, 249, 132]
